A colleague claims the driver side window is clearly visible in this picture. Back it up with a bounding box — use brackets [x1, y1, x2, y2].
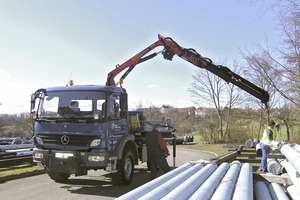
[105, 94, 121, 120]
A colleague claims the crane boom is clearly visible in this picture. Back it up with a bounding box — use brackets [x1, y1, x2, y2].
[106, 34, 269, 107]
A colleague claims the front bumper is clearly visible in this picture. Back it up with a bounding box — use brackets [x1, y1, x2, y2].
[33, 148, 111, 175]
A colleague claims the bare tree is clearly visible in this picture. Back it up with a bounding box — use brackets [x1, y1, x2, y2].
[245, 0, 300, 107]
[188, 61, 243, 142]
[241, 0, 300, 141]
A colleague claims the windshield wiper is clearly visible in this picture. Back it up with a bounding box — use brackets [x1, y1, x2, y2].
[36, 118, 57, 122]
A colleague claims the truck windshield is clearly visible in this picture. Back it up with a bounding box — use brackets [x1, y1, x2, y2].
[37, 91, 106, 121]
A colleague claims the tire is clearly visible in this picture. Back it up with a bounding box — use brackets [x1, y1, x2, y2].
[111, 148, 134, 185]
[48, 172, 70, 183]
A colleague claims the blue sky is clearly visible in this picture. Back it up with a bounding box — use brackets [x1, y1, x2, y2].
[0, 1, 278, 114]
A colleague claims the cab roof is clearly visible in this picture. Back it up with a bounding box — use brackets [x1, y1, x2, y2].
[45, 85, 127, 93]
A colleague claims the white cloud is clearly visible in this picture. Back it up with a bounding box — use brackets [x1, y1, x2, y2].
[0, 70, 11, 80]
[0, 70, 35, 114]
[146, 84, 157, 88]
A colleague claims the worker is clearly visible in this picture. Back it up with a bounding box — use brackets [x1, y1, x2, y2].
[260, 120, 278, 172]
[145, 124, 170, 179]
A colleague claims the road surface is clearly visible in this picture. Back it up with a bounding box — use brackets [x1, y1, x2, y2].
[0, 148, 216, 200]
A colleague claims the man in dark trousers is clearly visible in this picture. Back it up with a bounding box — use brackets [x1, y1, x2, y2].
[260, 120, 278, 172]
[145, 124, 170, 179]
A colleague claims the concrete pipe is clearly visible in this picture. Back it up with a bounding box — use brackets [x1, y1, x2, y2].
[277, 158, 286, 174]
[280, 144, 300, 174]
[252, 138, 259, 148]
[294, 144, 300, 153]
[268, 182, 289, 200]
[283, 160, 300, 193]
[189, 135, 194, 143]
[254, 181, 272, 200]
[267, 158, 281, 175]
[245, 139, 253, 148]
[232, 163, 253, 200]
[287, 185, 300, 200]
[189, 162, 230, 200]
[253, 138, 259, 143]
[161, 163, 217, 200]
[116, 162, 194, 200]
[210, 161, 242, 200]
[175, 136, 185, 144]
[256, 143, 262, 156]
[137, 162, 205, 200]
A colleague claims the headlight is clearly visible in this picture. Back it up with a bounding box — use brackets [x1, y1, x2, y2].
[88, 156, 105, 162]
[90, 139, 101, 147]
[33, 152, 44, 159]
[34, 136, 44, 145]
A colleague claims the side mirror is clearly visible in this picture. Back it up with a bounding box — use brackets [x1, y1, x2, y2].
[30, 94, 36, 112]
[29, 111, 36, 120]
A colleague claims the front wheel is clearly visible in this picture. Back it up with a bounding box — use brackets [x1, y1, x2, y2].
[111, 148, 134, 185]
[48, 172, 70, 183]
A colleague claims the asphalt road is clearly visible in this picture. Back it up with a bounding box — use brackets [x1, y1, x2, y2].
[0, 148, 216, 200]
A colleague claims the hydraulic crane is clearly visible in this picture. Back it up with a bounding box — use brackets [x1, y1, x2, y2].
[106, 34, 269, 109]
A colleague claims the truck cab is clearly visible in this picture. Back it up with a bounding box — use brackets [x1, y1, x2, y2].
[31, 85, 140, 185]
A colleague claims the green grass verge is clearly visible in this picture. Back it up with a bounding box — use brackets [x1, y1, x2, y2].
[0, 164, 45, 180]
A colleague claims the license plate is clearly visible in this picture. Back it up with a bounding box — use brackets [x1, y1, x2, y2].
[55, 152, 74, 158]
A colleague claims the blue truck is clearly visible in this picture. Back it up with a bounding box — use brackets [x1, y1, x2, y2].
[30, 35, 269, 185]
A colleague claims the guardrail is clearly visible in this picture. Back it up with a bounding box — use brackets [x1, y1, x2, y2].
[0, 144, 34, 167]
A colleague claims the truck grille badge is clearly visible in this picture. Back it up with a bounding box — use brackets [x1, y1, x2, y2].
[61, 135, 70, 145]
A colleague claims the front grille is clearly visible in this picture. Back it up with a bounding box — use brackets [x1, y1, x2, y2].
[38, 134, 94, 147]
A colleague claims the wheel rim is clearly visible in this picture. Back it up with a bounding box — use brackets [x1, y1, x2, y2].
[124, 157, 133, 179]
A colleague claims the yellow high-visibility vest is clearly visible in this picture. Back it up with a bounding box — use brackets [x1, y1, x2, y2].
[261, 127, 276, 145]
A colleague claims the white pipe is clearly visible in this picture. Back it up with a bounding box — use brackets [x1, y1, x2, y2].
[161, 163, 217, 200]
[280, 144, 300, 174]
[137, 162, 205, 200]
[254, 181, 272, 200]
[283, 160, 300, 193]
[287, 185, 300, 200]
[294, 144, 300, 153]
[116, 162, 193, 200]
[232, 163, 253, 200]
[256, 143, 262, 156]
[245, 138, 259, 148]
[245, 139, 253, 148]
[210, 161, 242, 200]
[189, 162, 230, 200]
[277, 158, 286, 174]
[268, 182, 289, 200]
[267, 158, 281, 175]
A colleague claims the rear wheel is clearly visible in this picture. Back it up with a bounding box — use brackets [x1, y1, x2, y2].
[48, 172, 70, 183]
[111, 148, 134, 185]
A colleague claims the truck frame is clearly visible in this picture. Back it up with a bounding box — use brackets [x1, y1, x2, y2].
[30, 34, 269, 185]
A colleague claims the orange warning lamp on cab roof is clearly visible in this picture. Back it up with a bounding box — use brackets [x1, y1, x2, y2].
[69, 80, 74, 86]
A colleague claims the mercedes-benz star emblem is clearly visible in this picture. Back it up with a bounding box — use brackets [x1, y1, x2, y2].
[61, 135, 69, 145]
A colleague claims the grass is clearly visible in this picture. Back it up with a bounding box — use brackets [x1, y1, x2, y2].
[0, 164, 45, 179]
[174, 133, 239, 157]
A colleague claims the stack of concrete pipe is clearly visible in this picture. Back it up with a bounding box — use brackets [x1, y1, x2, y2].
[280, 144, 300, 199]
[117, 159, 291, 200]
[116, 142, 299, 199]
[254, 181, 290, 200]
[117, 161, 252, 200]
[175, 135, 194, 144]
